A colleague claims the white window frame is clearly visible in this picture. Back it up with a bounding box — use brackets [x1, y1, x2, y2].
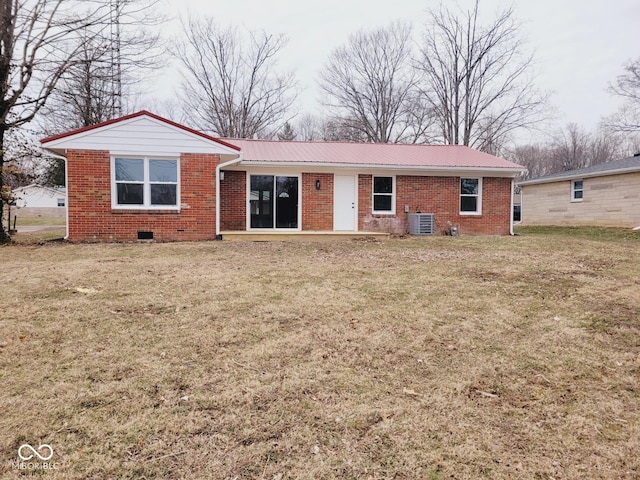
[460, 177, 482, 215]
[111, 156, 180, 210]
[571, 179, 584, 202]
[372, 175, 396, 214]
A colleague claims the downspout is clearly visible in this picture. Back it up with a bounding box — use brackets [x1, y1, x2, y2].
[46, 151, 69, 240]
[215, 152, 243, 240]
[510, 177, 515, 236]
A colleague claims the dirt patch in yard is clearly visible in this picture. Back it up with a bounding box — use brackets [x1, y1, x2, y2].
[0, 231, 639, 479]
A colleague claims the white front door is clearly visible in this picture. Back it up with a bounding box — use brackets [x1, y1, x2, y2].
[333, 175, 357, 231]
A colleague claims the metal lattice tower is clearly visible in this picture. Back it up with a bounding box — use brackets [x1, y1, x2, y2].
[109, 0, 122, 117]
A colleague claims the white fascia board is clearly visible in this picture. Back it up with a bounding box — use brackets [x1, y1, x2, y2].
[230, 160, 524, 177]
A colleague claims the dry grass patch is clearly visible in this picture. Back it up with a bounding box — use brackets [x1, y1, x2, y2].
[1, 230, 639, 479]
[14, 216, 67, 227]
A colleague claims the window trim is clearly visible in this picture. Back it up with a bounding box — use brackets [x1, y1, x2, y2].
[111, 156, 180, 210]
[571, 179, 584, 202]
[459, 177, 482, 215]
[372, 175, 396, 215]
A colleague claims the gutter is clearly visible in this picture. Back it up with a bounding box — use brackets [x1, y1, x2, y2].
[215, 153, 243, 239]
[234, 160, 524, 176]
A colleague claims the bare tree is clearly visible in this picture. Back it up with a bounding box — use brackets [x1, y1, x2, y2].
[549, 123, 591, 171]
[318, 117, 369, 142]
[549, 123, 624, 172]
[2, 128, 62, 187]
[417, 1, 548, 152]
[175, 17, 297, 139]
[508, 124, 624, 181]
[41, 1, 165, 132]
[0, 0, 114, 242]
[506, 143, 553, 180]
[604, 57, 640, 133]
[295, 114, 323, 141]
[319, 21, 432, 144]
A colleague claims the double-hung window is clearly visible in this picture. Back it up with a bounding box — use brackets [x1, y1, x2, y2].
[372, 176, 395, 214]
[460, 178, 482, 214]
[112, 157, 179, 209]
[571, 180, 583, 201]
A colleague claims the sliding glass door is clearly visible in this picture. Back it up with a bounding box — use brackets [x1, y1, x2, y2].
[250, 175, 298, 229]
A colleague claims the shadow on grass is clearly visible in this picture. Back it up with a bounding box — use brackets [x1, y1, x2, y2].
[7, 228, 66, 245]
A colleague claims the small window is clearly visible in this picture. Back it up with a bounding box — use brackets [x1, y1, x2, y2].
[460, 178, 482, 214]
[57, 198, 65, 207]
[572, 180, 583, 201]
[112, 157, 179, 209]
[373, 176, 394, 214]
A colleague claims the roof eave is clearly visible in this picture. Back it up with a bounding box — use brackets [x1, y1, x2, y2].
[232, 160, 524, 176]
[518, 166, 640, 186]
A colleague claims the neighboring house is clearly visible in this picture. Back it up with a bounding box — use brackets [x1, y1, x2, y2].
[40, 111, 525, 242]
[518, 155, 640, 228]
[13, 184, 67, 218]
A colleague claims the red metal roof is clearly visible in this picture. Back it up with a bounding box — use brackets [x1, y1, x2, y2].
[41, 110, 241, 151]
[227, 138, 523, 170]
[39, 110, 522, 171]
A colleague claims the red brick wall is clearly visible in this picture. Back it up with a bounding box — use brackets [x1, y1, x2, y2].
[219, 170, 246, 230]
[302, 173, 333, 230]
[66, 150, 220, 242]
[360, 174, 512, 235]
[358, 175, 373, 232]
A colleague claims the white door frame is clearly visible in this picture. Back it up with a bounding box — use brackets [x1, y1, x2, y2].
[333, 174, 358, 231]
[246, 172, 302, 231]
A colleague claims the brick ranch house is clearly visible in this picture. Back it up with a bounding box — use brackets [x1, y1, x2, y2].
[40, 111, 525, 242]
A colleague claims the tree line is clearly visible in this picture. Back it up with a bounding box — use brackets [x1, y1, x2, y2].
[1, 0, 640, 241]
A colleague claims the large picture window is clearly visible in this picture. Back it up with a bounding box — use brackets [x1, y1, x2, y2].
[460, 178, 482, 214]
[113, 157, 179, 209]
[372, 176, 395, 214]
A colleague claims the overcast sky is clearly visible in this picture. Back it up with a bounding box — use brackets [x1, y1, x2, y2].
[159, 0, 640, 138]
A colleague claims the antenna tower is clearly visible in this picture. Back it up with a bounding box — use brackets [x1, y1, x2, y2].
[109, 0, 122, 117]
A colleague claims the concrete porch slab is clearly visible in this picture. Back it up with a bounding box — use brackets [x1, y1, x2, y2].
[219, 231, 390, 241]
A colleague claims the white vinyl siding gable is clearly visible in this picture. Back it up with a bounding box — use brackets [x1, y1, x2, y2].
[42, 116, 237, 157]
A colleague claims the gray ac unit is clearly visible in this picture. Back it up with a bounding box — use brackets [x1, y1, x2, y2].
[408, 213, 435, 235]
